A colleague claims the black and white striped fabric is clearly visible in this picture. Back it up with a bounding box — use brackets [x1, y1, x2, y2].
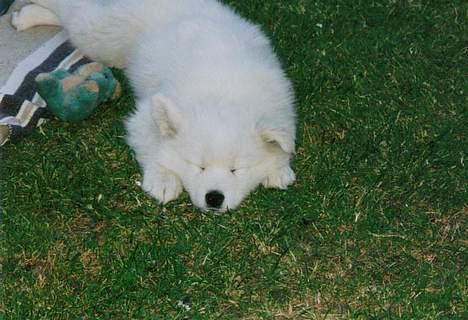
[0, 31, 92, 146]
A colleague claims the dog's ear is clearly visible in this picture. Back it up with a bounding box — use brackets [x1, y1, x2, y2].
[151, 94, 182, 137]
[257, 120, 295, 154]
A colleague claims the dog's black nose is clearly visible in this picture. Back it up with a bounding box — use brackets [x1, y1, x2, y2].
[205, 190, 224, 209]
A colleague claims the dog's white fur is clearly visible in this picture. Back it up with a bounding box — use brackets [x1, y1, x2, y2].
[14, 0, 296, 211]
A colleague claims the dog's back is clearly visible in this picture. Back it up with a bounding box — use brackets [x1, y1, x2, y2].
[37, 0, 211, 67]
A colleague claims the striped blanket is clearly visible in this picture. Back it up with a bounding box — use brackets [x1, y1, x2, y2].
[0, 31, 92, 146]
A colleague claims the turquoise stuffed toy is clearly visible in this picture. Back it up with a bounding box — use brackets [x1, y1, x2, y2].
[35, 62, 121, 122]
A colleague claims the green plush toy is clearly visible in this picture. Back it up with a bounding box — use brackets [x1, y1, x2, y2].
[35, 62, 121, 122]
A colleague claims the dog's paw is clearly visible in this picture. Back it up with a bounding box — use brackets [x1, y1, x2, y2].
[142, 170, 183, 204]
[262, 166, 296, 190]
[11, 8, 30, 31]
[11, 4, 59, 31]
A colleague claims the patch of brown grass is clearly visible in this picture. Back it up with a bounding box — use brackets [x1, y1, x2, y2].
[80, 249, 101, 278]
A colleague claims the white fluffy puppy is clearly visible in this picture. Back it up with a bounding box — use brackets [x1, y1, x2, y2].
[13, 0, 296, 211]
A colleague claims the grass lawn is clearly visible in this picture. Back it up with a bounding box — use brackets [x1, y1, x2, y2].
[1, 0, 466, 318]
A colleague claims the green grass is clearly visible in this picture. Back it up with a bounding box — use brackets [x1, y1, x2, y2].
[1, 0, 466, 318]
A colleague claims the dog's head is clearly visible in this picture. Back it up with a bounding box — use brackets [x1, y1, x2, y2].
[151, 94, 294, 211]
